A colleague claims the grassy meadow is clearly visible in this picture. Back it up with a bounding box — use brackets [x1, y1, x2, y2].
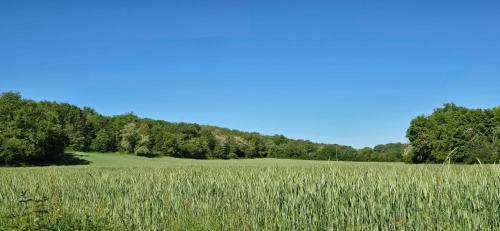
[0, 152, 499, 230]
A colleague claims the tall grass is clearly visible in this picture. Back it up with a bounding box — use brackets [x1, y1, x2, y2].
[1, 163, 499, 230]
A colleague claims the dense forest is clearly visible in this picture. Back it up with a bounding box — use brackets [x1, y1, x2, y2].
[2, 92, 498, 166]
[0, 92, 406, 166]
[405, 103, 500, 164]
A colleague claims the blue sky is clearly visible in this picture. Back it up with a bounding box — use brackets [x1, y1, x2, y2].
[1, 0, 499, 148]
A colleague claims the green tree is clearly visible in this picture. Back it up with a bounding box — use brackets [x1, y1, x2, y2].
[135, 123, 153, 156]
[120, 123, 138, 153]
[181, 138, 209, 159]
[91, 129, 116, 152]
[407, 103, 500, 164]
[0, 93, 66, 166]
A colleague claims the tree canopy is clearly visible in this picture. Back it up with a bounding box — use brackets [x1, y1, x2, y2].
[406, 103, 500, 164]
[1, 92, 407, 166]
[0, 92, 66, 166]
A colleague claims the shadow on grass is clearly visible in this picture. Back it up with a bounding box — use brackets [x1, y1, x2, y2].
[136, 153, 158, 158]
[0, 153, 91, 167]
[46, 153, 91, 166]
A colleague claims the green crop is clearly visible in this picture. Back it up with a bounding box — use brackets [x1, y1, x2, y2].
[0, 156, 499, 230]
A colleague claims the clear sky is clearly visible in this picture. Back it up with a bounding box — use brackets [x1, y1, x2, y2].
[1, 0, 499, 148]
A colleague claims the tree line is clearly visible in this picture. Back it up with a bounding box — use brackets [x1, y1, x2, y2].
[3, 92, 498, 166]
[0, 92, 406, 166]
[405, 103, 499, 164]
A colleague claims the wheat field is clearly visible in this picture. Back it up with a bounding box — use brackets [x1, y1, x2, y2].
[0, 153, 499, 230]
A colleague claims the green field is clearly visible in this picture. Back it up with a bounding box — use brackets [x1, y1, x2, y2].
[73, 152, 346, 168]
[1, 153, 499, 230]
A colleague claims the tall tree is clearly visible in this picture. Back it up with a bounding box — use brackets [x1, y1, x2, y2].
[120, 123, 139, 153]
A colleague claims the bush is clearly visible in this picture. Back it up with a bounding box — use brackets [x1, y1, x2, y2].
[0, 138, 27, 166]
[134, 146, 153, 157]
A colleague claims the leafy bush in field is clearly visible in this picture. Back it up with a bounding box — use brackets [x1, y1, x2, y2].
[406, 103, 500, 163]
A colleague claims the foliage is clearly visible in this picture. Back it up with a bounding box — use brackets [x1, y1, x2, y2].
[0, 92, 66, 166]
[406, 103, 500, 163]
[90, 129, 116, 152]
[120, 122, 139, 153]
[0, 92, 407, 165]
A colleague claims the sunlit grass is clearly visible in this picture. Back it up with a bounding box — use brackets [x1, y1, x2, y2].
[0, 153, 498, 230]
